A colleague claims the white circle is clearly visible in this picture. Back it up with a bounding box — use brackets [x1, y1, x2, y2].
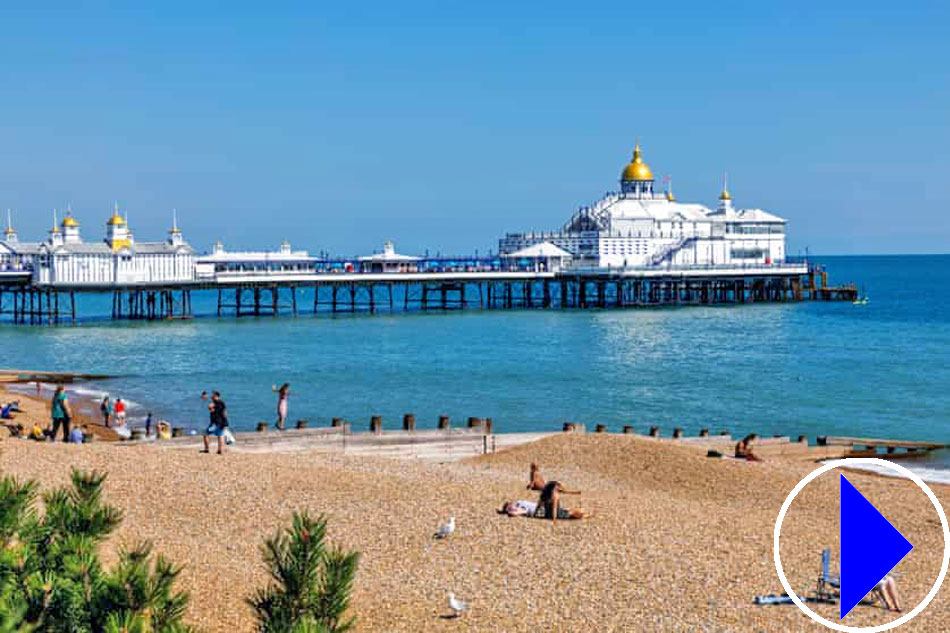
[773, 458, 950, 632]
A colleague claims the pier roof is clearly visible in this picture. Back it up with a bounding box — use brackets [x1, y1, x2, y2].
[39, 241, 195, 255]
[198, 250, 315, 263]
[358, 240, 420, 262]
[505, 242, 572, 259]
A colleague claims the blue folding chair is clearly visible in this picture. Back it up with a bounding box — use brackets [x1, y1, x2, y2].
[817, 548, 886, 607]
[817, 549, 840, 602]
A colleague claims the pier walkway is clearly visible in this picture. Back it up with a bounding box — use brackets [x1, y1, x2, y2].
[0, 260, 857, 325]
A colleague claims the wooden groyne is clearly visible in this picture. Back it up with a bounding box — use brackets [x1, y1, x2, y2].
[562, 425, 946, 461]
[112, 413, 946, 464]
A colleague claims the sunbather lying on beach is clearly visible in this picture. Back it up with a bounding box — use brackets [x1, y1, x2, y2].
[498, 500, 537, 516]
[735, 434, 763, 462]
[875, 576, 902, 612]
[498, 498, 592, 520]
[527, 462, 545, 491]
[536, 480, 593, 521]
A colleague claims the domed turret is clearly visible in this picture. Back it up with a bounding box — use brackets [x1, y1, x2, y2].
[106, 202, 133, 251]
[61, 208, 81, 243]
[4, 209, 17, 244]
[620, 142, 656, 197]
[717, 174, 734, 213]
[621, 144, 654, 182]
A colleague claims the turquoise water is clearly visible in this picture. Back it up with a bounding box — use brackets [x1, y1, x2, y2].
[2, 256, 949, 458]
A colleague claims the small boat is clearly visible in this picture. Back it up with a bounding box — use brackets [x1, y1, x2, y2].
[853, 297, 869, 306]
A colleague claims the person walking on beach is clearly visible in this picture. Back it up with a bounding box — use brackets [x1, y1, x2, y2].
[100, 396, 113, 428]
[202, 391, 228, 455]
[273, 383, 290, 431]
[145, 412, 152, 436]
[49, 385, 72, 442]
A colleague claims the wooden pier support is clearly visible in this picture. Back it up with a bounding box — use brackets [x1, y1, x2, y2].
[110, 287, 192, 321]
[0, 287, 73, 324]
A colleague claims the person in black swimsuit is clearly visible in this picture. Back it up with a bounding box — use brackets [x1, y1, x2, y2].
[536, 480, 593, 522]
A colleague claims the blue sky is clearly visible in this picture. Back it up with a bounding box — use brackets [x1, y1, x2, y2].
[0, 2, 947, 255]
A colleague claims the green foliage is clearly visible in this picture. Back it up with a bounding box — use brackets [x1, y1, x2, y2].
[0, 470, 194, 633]
[249, 511, 360, 633]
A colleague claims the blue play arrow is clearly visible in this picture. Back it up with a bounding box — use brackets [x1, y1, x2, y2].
[840, 474, 913, 619]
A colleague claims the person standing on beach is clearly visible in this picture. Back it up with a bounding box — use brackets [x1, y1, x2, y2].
[114, 398, 127, 426]
[273, 383, 290, 431]
[202, 391, 228, 455]
[49, 385, 72, 442]
[145, 412, 152, 436]
[100, 397, 112, 428]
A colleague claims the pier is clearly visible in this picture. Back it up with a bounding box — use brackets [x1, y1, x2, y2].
[0, 260, 857, 325]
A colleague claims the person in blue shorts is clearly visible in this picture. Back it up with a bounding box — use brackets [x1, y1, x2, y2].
[202, 391, 228, 455]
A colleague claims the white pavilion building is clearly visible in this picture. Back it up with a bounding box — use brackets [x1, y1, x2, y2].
[358, 240, 420, 273]
[0, 206, 197, 285]
[498, 143, 788, 269]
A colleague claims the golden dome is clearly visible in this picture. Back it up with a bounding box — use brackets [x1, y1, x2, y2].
[107, 212, 126, 226]
[621, 144, 654, 182]
[61, 215, 79, 228]
[4, 226, 15, 235]
[666, 190, 676, 201]
[719, 188, 732, 201]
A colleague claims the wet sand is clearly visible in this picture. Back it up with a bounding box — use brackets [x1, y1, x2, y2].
[1, 388, 948, 632]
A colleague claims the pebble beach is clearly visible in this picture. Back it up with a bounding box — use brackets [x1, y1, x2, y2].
[2, 388, 949, 632]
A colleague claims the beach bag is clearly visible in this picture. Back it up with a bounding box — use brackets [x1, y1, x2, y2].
[223, 428, 236, 445]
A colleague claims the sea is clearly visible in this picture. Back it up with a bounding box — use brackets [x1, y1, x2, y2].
[3, 255, 949, 481]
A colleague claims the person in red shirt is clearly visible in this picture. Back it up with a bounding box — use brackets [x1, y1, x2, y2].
[114, 398, 127, 425]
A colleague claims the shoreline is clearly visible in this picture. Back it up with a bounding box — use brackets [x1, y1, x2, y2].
[6, 382, 950, 487]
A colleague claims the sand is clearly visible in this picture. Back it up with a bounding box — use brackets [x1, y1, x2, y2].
[2, 388, 949, 632]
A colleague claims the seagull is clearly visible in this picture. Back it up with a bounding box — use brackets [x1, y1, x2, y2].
[448, 592, 468, 617]
[434, 514, 455, 539]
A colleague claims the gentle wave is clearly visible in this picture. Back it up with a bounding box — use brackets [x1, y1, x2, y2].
[845, 462, 950, 487]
